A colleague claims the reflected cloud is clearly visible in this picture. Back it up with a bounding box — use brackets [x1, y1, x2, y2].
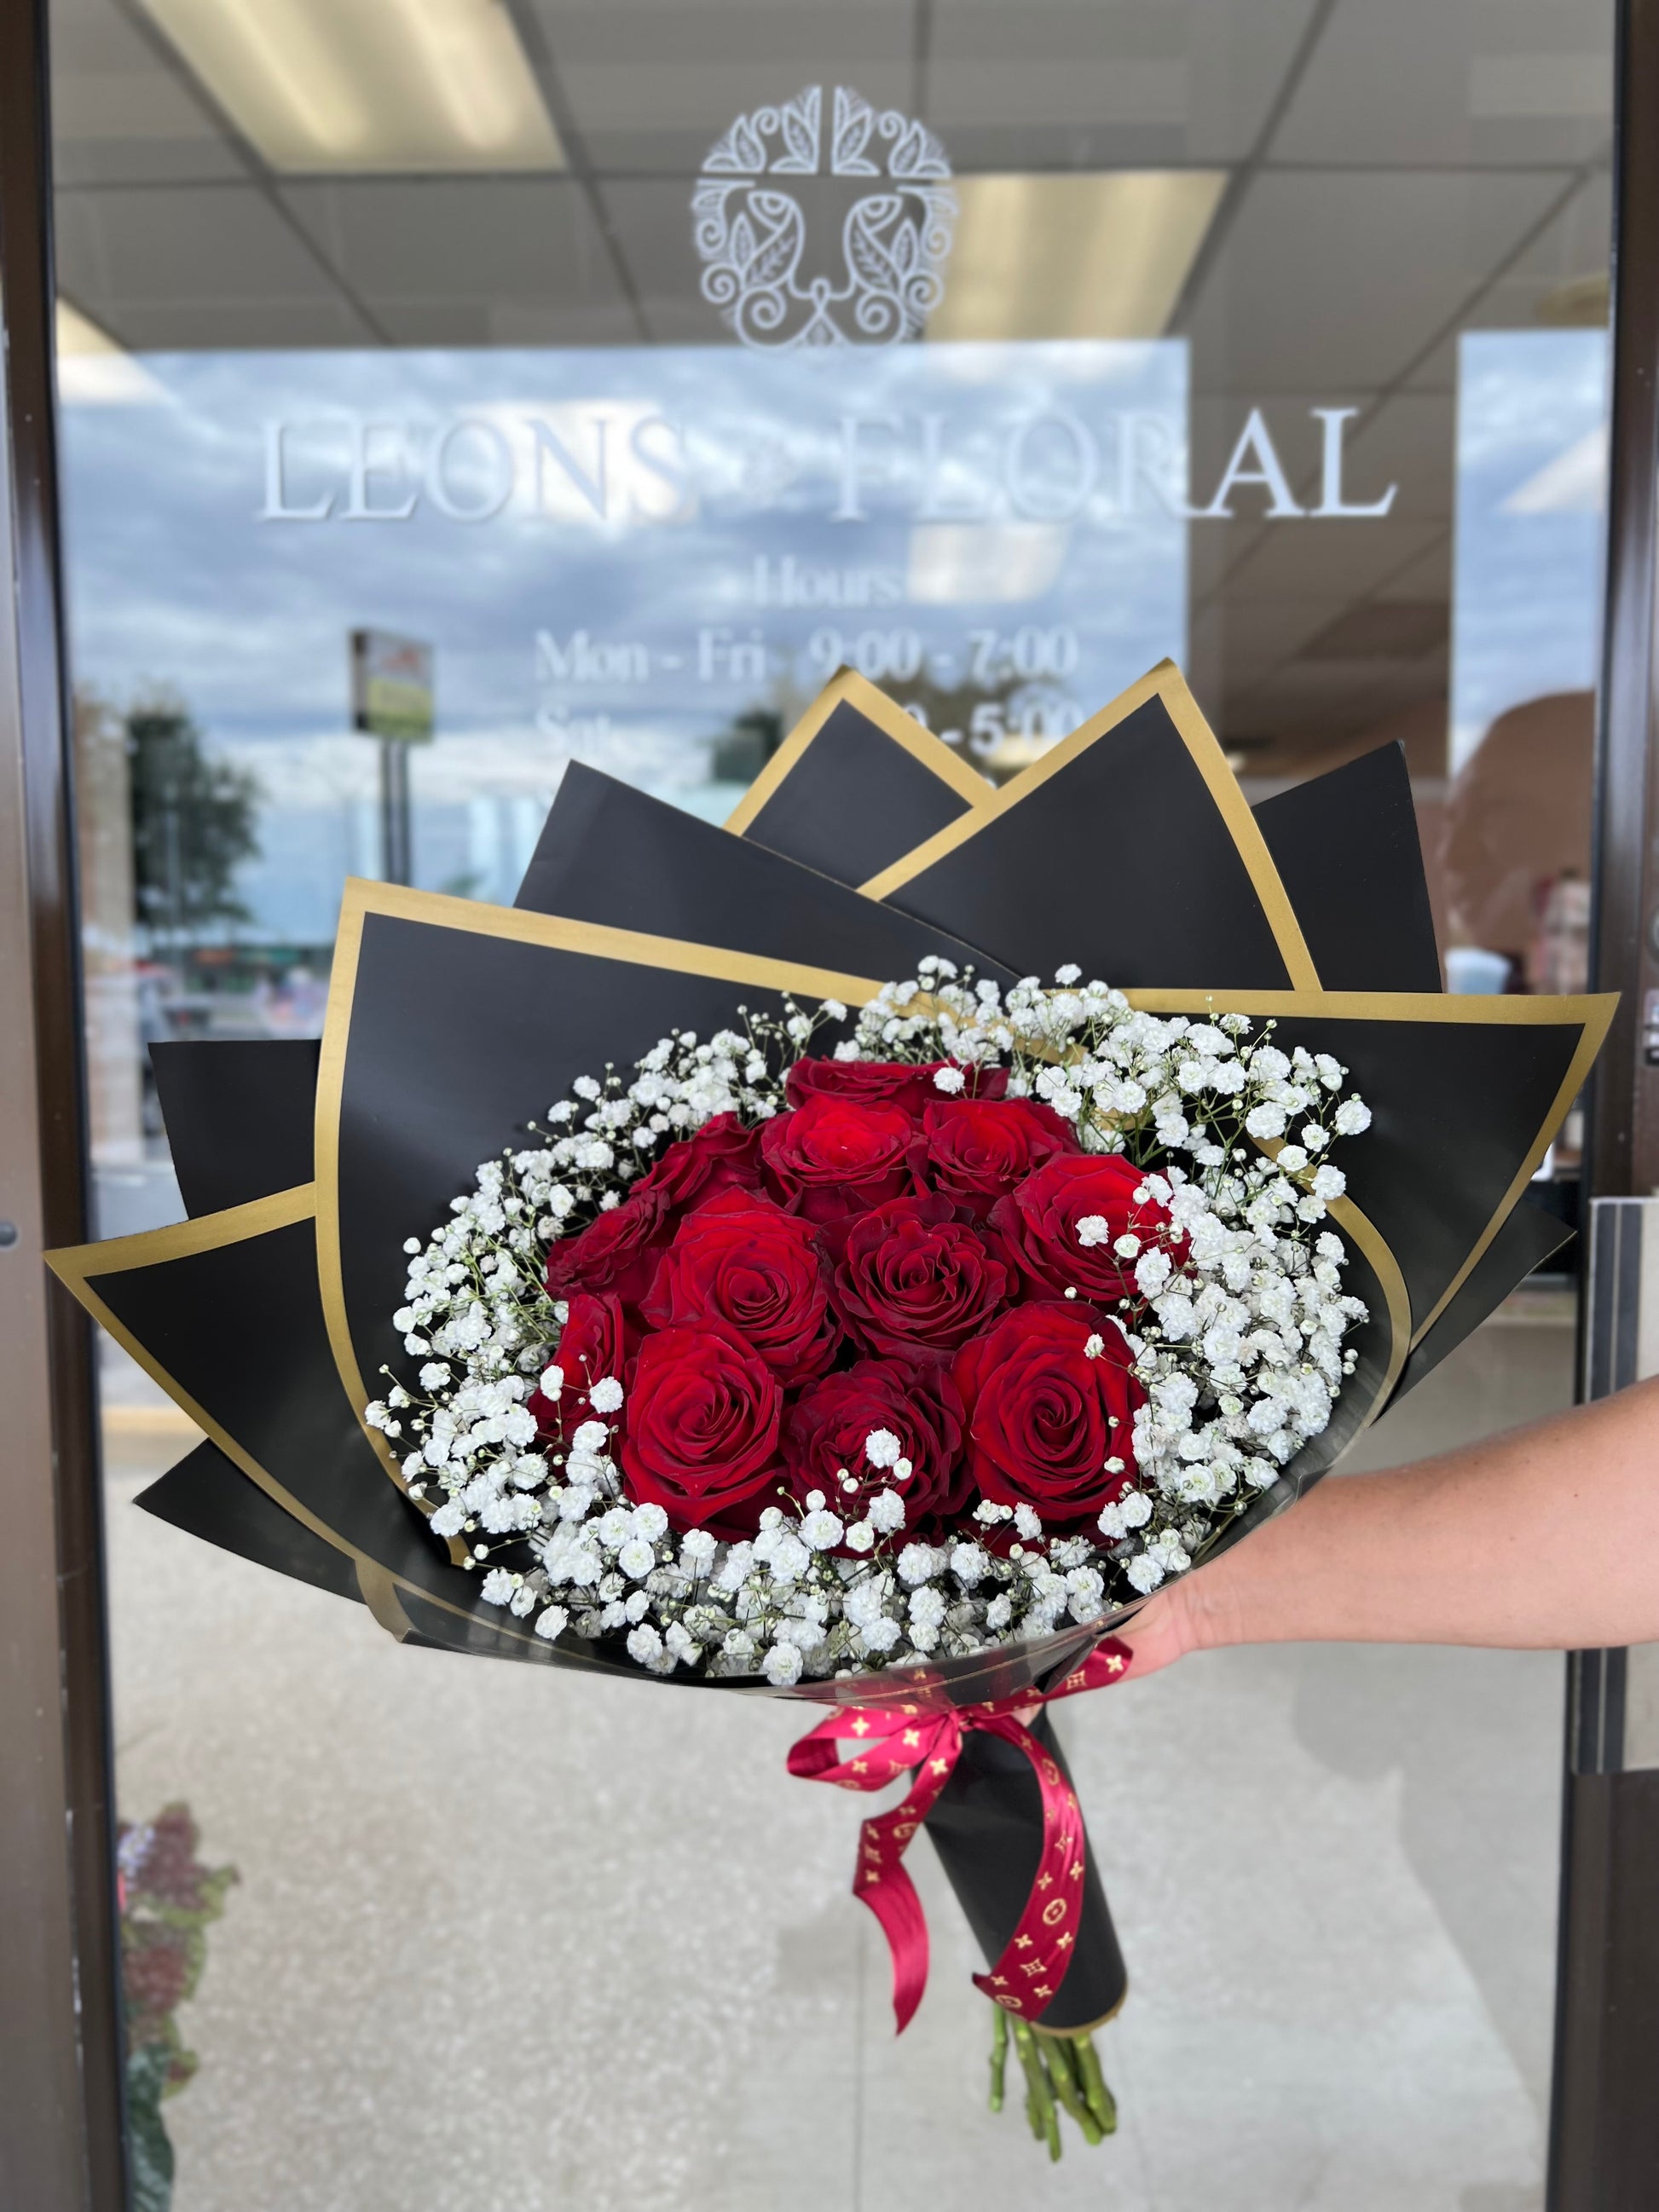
[1451, 331, 1608, 775]
[60, 338, 1189, 942]
[1501, 424, 1606, 516]
[905, 523, 1068, 604]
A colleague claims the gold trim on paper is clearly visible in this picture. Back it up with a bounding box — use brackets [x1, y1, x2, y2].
[47, 1186, 552, 1651]
[857, 661, 1322, 996]
[1123, 984, 1616, 1350]
[722, 666, 993, 835]
[46, 1182, 318, 1282]
[355, 1559, 418, 1639]
[1120, 987, 1616, 1029]
[1408, 996, 1611, 1344]
[1031, 1984, 1129, 2039]
[1318, 1195, 1413, 1424]
[314, 875, 893, 1495]
[48, 1187, 363, 1576]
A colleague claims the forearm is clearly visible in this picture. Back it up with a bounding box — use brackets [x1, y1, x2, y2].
[1171, 1377, 1659, 1656]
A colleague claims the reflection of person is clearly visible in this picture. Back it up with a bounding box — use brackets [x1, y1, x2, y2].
[252, 964, 328, 1039]
[1119, 1382, 1659, 1676]
[1442, 690, 1592, 975]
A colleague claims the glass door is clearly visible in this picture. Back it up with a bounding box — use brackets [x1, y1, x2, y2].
[49, 0, 1613, 2202]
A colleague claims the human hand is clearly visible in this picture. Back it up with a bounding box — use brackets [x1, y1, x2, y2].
[1114, 1576, 1205, 1680]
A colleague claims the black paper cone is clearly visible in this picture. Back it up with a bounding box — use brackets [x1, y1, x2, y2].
[924, 1709, 1125, 2036]
[1395, 1194, 1575, 1400]
[151, 1038, 321, 1216]
[138, 1439, 367, 1607]
[1251, 743, 1442, 994]
[725, 671, 991, 885]
[51, 656, 1615, 2081]
[514, 759, 1012, 986]
[53, 670, 1610, 1660]
[862, 664, 1320, 991]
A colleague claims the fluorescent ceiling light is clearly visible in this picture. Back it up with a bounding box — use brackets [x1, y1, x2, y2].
[929, 171, 1227, 343]
[139, 0, 564, 173]
[55, 300, 165, 406]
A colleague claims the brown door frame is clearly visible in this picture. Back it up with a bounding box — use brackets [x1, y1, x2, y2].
[0, 0, 128, 2207]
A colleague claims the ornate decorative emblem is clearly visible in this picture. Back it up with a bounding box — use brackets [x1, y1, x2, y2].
[691, 85, 957, 349]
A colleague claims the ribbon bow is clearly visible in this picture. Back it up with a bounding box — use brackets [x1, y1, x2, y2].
[787, 1637, 1132, 2030]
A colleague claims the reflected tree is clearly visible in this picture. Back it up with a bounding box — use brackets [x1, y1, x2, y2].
[124, 693, 260, 950]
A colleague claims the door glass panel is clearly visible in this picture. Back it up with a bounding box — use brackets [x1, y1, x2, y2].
[53, 1, 1611, 2203]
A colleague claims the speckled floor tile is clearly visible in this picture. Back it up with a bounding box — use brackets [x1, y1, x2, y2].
[103, 1306, 1569, 2211]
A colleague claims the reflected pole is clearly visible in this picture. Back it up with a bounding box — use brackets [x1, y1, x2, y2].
[379, 735, 411, 887]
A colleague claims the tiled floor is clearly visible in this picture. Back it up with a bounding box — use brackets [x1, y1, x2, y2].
[103, 1297, 1575, 2212]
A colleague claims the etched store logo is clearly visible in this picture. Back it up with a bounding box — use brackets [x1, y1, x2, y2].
[691, 84, 957, 350]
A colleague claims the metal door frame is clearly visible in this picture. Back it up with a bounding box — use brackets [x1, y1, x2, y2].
[1550, 0, 1659, 2203]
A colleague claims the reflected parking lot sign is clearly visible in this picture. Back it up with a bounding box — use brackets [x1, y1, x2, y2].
[350, 627, 433, 743]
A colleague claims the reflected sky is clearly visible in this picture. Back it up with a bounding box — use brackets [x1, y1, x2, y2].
[60, 339, 1188, 939]
[59, 327, 1616, 943]
[1452, 329, 1609, 776]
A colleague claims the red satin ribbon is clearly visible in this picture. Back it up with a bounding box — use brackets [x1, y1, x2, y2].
[787, 1637, 1133, 2031]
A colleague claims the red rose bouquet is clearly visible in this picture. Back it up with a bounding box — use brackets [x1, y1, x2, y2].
[379, 974, 1369, 1683]
[51, 663, 1610, 2160]
[364, 964, 1373, 2148]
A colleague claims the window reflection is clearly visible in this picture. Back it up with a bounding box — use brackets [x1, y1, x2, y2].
[49, 0, 1618, 2199]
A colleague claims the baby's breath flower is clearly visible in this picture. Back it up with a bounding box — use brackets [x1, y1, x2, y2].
[399, 969, 1368, 1676]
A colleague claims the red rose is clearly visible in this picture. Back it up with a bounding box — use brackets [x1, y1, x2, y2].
[910, 1096, 1080, 1213]
[991, 1152, 1180, 1305]
[526, 1291, 628, 1441]
[784, 1056, 1008, 1112]
[760, 1094, 916, 1222]
[831, 1193, 1012, 1360]
[544, 1185, 668, 1313]
[953, 1302, 1143, 1525]
[633, 1112, 765, 1224]
[640, 1188, 837, 1387]
[620, 1325, 782, 1528]
[782, 1357, 968, 1528]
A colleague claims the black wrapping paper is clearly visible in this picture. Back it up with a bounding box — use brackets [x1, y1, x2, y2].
[725, 672, 991, 885]
[322, 897, 876, 1471]
[1395, 1194, 1575, 1399]
[52, 658, 1616, 2056]
[150, 1038, 321, 1216]
[925, 1710, 1125, 2035]
[862, 667, 1318, 991]
[138, 1440, 367, 1607]
[514, 759, 1013, 987]
[1251, 743, 1442, 995]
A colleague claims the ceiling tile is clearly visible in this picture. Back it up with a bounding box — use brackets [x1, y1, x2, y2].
[279, 178, 628, 315]
[1220, 516, 1443, 597]
[1273, 0, 1612, 168]
[928, 0, 1316, 163]
[50, 0, 244, 185]
[534, 0, 910, 171]
[55, 185, 350, 324]
[1185, 167, 1570, 392]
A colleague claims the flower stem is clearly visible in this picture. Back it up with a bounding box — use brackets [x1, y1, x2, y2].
[989, 2003, 1008, 2112]
[1076, 2032, 1119, 2134]
[1011, 2018, 1062, 2162]
[988, 2004, 1118, 2157]
[1039, 2033, 1103, 2146]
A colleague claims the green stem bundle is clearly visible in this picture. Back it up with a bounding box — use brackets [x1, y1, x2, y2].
[986, 2003, 1118, 2160]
